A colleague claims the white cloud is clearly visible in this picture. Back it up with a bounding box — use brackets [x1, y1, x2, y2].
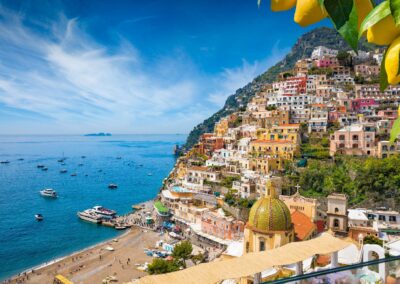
[207, 44, 289, 107]
[0, 7, 289, 134]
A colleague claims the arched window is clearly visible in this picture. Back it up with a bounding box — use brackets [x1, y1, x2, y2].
[335, 207, 339, 213]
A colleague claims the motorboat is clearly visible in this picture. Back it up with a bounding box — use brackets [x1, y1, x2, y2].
[116, 156, 122, 160]
[114, 225, 127, 230]
[60, 169, 68, 173]
[71, 173, 77, 176]
[35, 214, 44, 221]
[42, 167, 48, 171]
[77, 209, 102, 224]
[18, 158, 24, 161]
[93, 206, 117, 218]
[108, 183, 118, 189]
[37, 164, 45, 168]
[81, 156, 86, 159]
[40, 188, 57, 198]
[147, 173, 153, 176]
[78, 163, 83, 166]
[0, 160, 10, 164]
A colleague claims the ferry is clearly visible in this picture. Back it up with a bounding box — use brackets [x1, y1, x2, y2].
[93, 206, 117, 218]
[108, 183, 118, 189]
[40, 188, 57, 198]
[35, 214, 44, 221]
[77, 209, 102, 224]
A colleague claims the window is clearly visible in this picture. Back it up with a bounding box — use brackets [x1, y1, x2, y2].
[339, 135, 345, 140]
[389, 216, 397, 222]
[246, 242, 249, 253]
[378, 215, 386, 221]
[259, 238, 265, 251]
[333, 218, 340, 228]
[335, 207, 339, 213]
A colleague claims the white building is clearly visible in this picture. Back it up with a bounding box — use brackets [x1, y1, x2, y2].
[311, 46, 338, 60]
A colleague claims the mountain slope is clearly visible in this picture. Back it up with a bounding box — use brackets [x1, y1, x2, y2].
[184, 27, 375, 149]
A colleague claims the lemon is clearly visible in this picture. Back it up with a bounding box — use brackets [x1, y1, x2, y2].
[355, 0, 373, 30]
[294, 0, 327, 27]
[385, 36, 400, 85]
[271, 0, 296, 12]
[367, 15, 400, 45]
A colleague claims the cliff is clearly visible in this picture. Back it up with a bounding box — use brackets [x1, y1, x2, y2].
[184, 27, 375, 149]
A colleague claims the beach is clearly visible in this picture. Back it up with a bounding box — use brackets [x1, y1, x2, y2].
[5, 227, 163, 284]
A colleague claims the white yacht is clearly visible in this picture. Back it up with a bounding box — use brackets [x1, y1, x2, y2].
[40, 188, 57, 198]
[93, 206, 117, 218]
[77, 209, 102, 223]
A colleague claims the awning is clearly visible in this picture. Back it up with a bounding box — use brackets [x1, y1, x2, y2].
[135, 234, 351, 284]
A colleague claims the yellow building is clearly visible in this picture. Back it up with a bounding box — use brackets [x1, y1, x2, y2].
[256, 124, 301, 145]
[242, 180, 294, 283]
[249, 139, 298, 160]
[280, 190, 319, 222]
[214, 118, 229, 137]
[249, 156, 284, 174]
[244, 180, 294, 253]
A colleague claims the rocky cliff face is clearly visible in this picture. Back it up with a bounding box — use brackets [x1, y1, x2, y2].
[184, 27, 375, 149]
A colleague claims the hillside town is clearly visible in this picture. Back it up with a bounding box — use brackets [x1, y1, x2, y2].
[138, 45, 400, 283]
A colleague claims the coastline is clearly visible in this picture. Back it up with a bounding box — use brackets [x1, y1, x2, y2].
[4, 200, 160, 284]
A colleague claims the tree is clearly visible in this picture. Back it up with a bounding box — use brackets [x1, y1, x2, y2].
[172, 241, 193, 268]
[147, 258, 180, 275]
[191, 253, 205, 265]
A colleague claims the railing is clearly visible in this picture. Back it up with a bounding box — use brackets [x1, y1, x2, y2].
[263, 256, 400, 284]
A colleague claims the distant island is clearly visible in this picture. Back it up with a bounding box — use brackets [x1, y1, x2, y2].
[84, 132, 112, 137]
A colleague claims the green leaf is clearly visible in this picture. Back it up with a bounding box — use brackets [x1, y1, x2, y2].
[359, 1, 391, 38]
[324, 0, 359, 51]
[390, 0, 400, 26]
[380, 49, 389, 92]
[319, 0, 325, 6]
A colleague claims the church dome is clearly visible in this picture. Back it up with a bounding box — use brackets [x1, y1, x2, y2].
[247, 195, 292, 233]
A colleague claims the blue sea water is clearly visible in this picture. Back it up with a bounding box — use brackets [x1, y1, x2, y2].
[0, 134, 185, 281]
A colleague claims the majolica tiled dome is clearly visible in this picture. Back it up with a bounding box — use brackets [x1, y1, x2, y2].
[248, 195, 292, 232]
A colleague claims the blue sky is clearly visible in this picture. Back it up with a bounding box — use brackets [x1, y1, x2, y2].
[0, 0, 325, 135]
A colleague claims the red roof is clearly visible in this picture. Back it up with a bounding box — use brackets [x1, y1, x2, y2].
[291, 210, 316, 241]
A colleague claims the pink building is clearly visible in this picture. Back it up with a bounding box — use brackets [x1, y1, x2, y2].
[377, 109, 398, 121]
[314, 56, 338, 68]
[201, 209, 244, 240]
[351, 98, 378, 112]
[330, 124, 376, 156]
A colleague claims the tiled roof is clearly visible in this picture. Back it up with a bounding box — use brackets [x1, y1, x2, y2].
[291, 210, 316, 241]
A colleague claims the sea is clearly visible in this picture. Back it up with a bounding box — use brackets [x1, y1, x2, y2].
[0, 134, 185, 281]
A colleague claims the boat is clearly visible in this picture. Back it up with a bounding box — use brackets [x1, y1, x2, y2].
[57, 159, 65, 163]
[114, 225, 127, 230]
[116, 156, 122, 160]
[0, 160, 10, 164]
[81, 156, 86, 159]
[35, 214, 44, 221]
[60, 169, 67, 173]
[71, 173, 77, 176]
[78, 163, 83, 166]
[93, 206, 117, 218]
[77, 209, 102, 223]
[42, 167, 48, 171]
[61, 163, 66, 166]
[18, 158, 24, 161]
[37, 164, 45, 168]
[147, 173, 153, 176]
[40, 188, 57, 198]
[108, 183, 118, 189]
